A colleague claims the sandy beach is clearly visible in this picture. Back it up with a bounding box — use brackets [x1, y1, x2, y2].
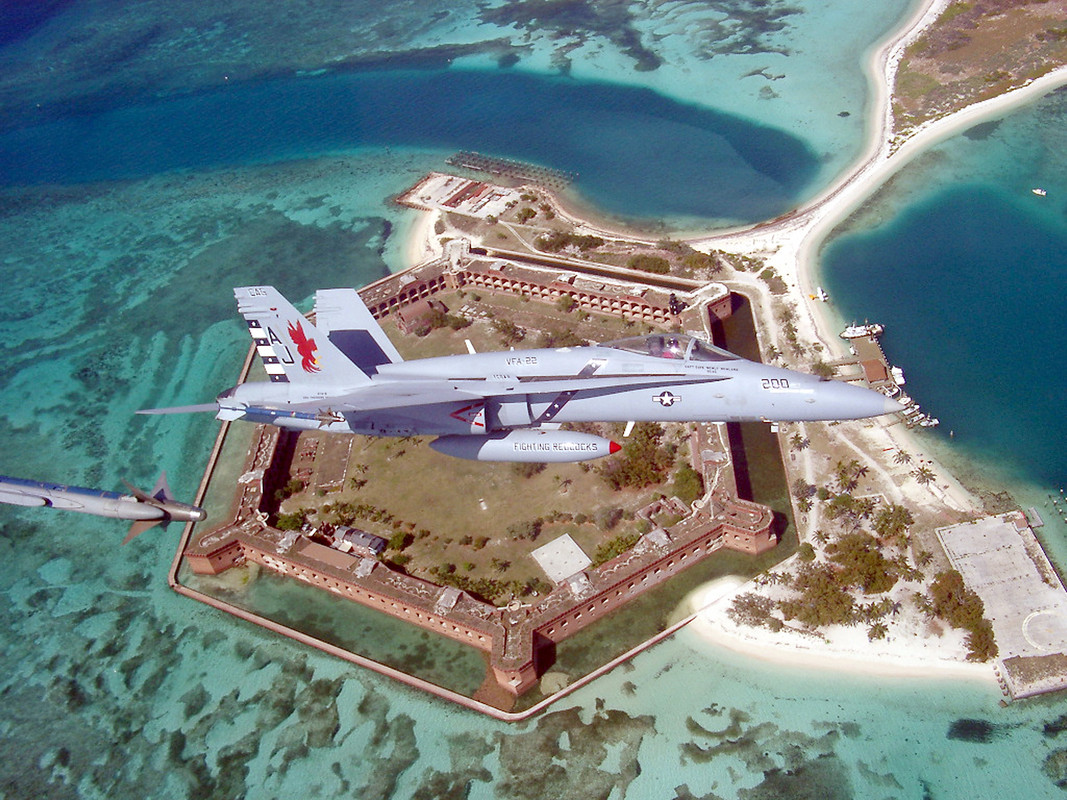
[687, 577, 996, 683]
[405, 206, 442, 265]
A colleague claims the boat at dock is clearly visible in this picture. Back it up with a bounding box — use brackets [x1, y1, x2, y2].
[841, 323, 884, 339]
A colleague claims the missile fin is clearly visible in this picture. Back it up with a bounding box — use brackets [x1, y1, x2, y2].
[123, 518, 163, 545]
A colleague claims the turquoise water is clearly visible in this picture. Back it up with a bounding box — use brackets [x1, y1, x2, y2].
[12, 1, 1067, 798]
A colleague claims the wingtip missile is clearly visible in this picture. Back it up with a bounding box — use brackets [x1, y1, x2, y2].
[0, 473, 205, 543]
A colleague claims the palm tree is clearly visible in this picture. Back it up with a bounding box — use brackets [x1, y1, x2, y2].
[893, 449, 912, 465]
[834, 459, 862, 492]
[868, 622, 889, 641]
[913, 466, 936, 486]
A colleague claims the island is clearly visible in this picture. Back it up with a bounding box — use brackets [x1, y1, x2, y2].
[166, 0, 1067, 719]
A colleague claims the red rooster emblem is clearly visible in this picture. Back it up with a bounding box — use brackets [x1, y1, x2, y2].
[287, 320, 320, 373]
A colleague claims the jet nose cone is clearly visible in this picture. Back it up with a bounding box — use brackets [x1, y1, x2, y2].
[817, 380, 905, 420]
[883, 396, 907, 415]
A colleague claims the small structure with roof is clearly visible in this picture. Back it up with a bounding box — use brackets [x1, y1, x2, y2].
[333, 525, 387, 557]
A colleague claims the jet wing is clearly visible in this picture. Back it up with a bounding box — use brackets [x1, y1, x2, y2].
[288, 373, 730, 414]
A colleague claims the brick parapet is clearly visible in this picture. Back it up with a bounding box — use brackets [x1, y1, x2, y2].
[187, 487, 774, 693]
[347, 247, 731, 329]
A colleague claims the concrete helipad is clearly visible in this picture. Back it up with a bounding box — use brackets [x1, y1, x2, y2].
[937, 514, 1067, 660]
[532, 534, 592, 584]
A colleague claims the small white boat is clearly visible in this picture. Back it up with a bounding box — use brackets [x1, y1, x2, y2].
[1032, 188, 1047, 197]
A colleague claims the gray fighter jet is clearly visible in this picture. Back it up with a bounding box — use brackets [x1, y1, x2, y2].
[139, 286, 902, 462]
[0, 473, 206, 542]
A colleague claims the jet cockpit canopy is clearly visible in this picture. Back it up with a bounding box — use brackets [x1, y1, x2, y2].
[602, 334, 738, 362]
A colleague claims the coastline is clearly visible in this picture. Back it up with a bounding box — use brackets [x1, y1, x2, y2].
[690, 11, 1067, 526]
[405, 206, 442, 266]
[686, 578, 996, 683]
[678, 5, 1067, 677]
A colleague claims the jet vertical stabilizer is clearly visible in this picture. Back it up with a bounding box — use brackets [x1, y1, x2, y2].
[235, 286, 371, 386]
[313, 288, 403, 375]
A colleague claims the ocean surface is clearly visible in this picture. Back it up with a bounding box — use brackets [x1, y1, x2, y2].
[6, 1, 1067, 798]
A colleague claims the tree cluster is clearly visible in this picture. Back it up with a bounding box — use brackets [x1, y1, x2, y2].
[727, 592, 783, 632]
[428, 568, 552, 605]
[274, 477, 305, 503]
[275, 509, 309, 531]
[511, 461, 547, 479]
[671, 464, 704, 505]
[598, 422, 674, 490]
[778, 563, 856, 628]
[506, 519, 543, 542]
[537, 328, 587, 348]
[680, 251, 722, 275]
[592, 533, 641, 567]
[873, 504, 914, 546]
[825, 532, 900, 594]
[412, 307, 470, 337]
[491, 318, 525, 345]
[534, 231, 604, 253]
[923, 569, 998, 662]
[626, 254, 670, 274]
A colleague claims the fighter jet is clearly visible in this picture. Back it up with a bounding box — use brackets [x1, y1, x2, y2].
[0, 473, 206, 543]
[139, 286, 902, 462]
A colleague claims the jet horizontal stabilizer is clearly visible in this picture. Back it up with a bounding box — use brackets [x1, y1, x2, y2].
[136, 403, 219, 415]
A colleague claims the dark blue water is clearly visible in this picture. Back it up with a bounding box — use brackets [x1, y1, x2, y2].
[823, 184, 1067, 487]
[0, 0, 76, 47]
[0, 68, 819, 223]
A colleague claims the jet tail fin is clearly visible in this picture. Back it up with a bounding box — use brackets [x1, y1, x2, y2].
[235, 286, 371, 387]
[313, 288, 402, 374]
[123, 472, 173, 506]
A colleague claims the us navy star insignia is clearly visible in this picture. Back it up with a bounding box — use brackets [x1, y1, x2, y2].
[653, 391, 681, 407]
